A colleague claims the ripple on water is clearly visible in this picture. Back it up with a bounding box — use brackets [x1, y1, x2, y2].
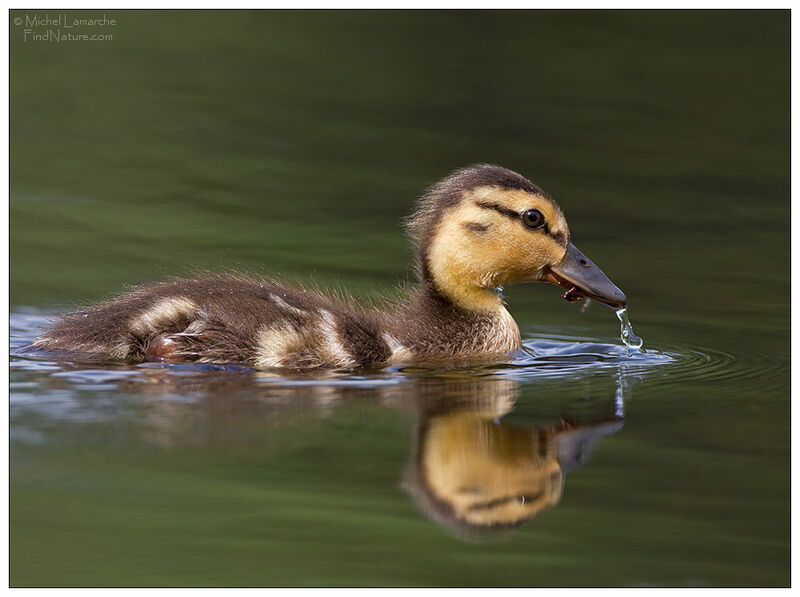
[486, 334, 679, 381]
[10, 311, 782, 405]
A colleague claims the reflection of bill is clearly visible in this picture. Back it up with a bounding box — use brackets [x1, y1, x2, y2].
[403, 379, 623, 536]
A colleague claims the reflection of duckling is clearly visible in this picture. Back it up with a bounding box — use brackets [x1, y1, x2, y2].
[417, 410, 565, 528]
[33, 164, 626, 369]
[404, 382, 622, 535]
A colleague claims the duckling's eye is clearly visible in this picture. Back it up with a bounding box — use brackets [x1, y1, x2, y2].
[522, 209, 545, 229]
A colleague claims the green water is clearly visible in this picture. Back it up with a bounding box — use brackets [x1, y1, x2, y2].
[10, 10, 789, 587]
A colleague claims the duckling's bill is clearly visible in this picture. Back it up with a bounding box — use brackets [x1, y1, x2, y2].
[541, 243, 627, 309]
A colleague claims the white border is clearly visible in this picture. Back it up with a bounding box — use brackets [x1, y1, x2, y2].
[4, 4, 794, 594]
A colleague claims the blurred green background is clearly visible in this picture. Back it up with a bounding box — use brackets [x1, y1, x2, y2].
[10, 10, 789, 587]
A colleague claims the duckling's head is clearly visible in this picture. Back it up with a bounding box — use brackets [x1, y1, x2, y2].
[407, 164, 626, 312]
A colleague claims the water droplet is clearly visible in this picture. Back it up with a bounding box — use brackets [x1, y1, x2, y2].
[580, 297, 592, 313]
[615, 308, 643, 350]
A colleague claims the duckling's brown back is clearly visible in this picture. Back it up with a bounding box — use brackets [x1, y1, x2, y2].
[32, 275, 393, 369]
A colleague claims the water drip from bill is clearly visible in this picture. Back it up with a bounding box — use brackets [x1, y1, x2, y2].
[615, 308, 643, 350]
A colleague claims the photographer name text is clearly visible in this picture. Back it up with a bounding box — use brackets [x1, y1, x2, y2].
[14, 13, 116, 43]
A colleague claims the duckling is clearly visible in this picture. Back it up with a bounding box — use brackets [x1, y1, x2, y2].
[32, 164, 627, 369]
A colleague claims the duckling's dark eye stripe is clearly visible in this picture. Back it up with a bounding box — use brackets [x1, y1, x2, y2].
[475, 200, 566, 246]
[475, 201, 519, 220]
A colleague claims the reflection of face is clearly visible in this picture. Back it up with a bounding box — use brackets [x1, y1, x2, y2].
[404, 376, 624, 536]
[421, 412, 563, 527]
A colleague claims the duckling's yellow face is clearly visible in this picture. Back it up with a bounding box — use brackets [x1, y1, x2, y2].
[426, 186, 570, 310]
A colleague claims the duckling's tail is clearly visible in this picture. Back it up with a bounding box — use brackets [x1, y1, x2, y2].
[32, 293, 200, 362]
